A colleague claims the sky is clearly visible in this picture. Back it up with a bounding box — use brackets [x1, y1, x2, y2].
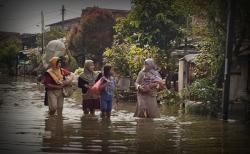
[0, 0, 131, 34]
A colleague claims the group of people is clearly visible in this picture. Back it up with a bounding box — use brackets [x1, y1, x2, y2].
[42, 56, 164, 119]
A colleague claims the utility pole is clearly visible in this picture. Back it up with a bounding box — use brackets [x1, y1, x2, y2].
[41, 11, 44, 54]
[222, 0, 236, 121]
[61, 5, 65, 29]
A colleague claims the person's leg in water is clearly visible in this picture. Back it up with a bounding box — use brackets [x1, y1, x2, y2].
[106, 99, 112, 118]
[100, 98, 107, 118]
[57, 92, 64, 117]
[84, 109, 90, 115]
[90, 108, 95, 115]
[89, 99, 97, 116]
[44, 88, 48, 106]
[82, 99, 90, 115]
[47, 90, 57, 116]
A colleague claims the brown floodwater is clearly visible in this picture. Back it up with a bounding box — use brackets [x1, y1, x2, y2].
[0, 76, 249, 154]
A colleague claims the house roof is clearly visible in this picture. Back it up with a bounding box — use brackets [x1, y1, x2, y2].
[171, 49, 197, 57]
[46, 17, 81, 27]
[179, 54, 198, 62]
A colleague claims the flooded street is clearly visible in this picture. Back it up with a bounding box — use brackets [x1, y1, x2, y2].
[0, 76, 250, 154]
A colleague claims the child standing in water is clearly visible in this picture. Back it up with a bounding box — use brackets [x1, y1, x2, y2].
[99, 65, 115, 118]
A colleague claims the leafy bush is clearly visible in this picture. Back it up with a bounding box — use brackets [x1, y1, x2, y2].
[181, 78, 222, 115]
[158, 89, 182, 106]
[182, 78, 220, 102]
[0, 38, 22, 75]
[103, 43, 130, 76]
[103, 42, 159, 79]
[193, 35, 223, 80]
[74, 67, 84, 76]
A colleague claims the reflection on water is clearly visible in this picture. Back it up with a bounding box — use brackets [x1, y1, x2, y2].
[0, 76, 250, 154]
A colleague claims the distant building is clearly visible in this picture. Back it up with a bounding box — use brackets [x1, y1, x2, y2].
[46, 7, 129, 30]
[46, 17, 81, 31]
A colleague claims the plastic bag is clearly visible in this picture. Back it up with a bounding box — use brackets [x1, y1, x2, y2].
[62, 73, 74, 97]
[90, 79, 105, 95]
[62, 85, 73, 97]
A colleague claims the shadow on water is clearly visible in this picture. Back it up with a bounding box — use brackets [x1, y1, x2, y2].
[0, 76, 250, 154]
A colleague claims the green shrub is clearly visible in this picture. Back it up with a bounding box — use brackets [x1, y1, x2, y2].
[103, 42, 159, 79]
[158, 89, 182, 106]
[181, 78, 222, 116]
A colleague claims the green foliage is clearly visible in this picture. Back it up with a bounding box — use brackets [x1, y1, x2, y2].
[103, 42, 161, 79]
[181, 78, 220, 102]
[0, 38, 22, 74]
[173, 0, 227, 39]
[158, 89, 182, 106]
[181, 78, 221, 115]
[68, 7, 115, 63]
[103, 43, 130, 76]
[182, 78, 220, 102]
[37, 27, 67, 46]
[65, 49, 79, 71]
[193, 33, 223, 79]
[114, 0, 185, 51]
[172, 0, 227, 81]
[74, 67, 84, 76]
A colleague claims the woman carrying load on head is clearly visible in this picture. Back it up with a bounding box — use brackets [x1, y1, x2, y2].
[42, 57, 72, 117]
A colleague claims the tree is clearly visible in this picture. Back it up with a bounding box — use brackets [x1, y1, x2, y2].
[0, 37, 22, 75]
[114, 0, 186, 52]
[68, 7, 115, 66]
[111, 0, 186, 76]
[103, 42, 159, 79]
[173, 0, 250, 81]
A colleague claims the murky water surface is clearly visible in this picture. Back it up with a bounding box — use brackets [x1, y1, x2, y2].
[0, 76, 249, 154]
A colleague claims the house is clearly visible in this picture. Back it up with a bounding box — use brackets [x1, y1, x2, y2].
[46, 7, 129, 30]
[46, 17, 81, 31]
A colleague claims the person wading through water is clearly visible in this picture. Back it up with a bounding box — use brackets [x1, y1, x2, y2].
[134, 58, 164, 118]
[42, 57, 72, 117]
[78, 60, 102, 115]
